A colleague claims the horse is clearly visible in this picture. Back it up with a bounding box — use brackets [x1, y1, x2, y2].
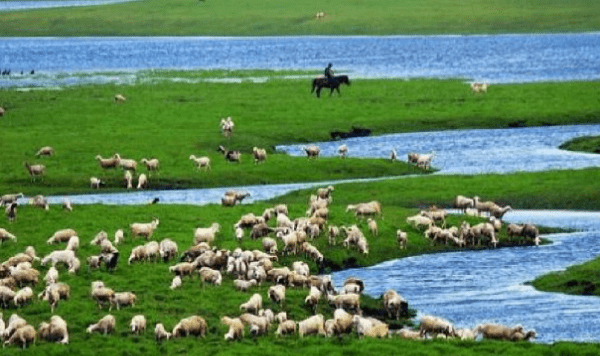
[311, 75, 351, 98]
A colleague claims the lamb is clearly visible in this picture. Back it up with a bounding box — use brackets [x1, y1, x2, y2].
[111, 292, 137, 310]
[130, 315, 146, 334]
[13, 287, 34, 307]
[298, 314, 326, 337]
[44, 266, 59, 285]
[24, 162, 46, 179]
[170, 275, 182, 290]
[474, 323, 526, 340]
[419, 315, 455, 337]
[1, 192, 23, 206]
[38, 315, 69, 344]
[189, 155, 211, 171]
[194, 223, 221, 244]
[172, 316, 207, 338]
[141, 158, 160, 172]
[4, 324, 36, 349]
[239, 313, 270, 336]
[252, 147, 267, 164]
[396, 229, 408, 249]
[35, 146, 55, 157]
[29, 195, 49, 210]
[367, 218, 378, 236]
[96, 154, 119, 169]
[137, 173, 148, 190]
[47, 228, 77, 244]
[65, 236, 79, 251]
[305, 286, 322, 314]
[276, 320, 297, 336]
[114, 229, 125, 245]
[0, 228, 17, 244]
[240, 293, 263, 315]
[303, 145, 321, 159]
[218, 145, 241, 163]
[124, 170, 133, 189]
[234, 279, 257, 292]
[90, 177, 104, 189]
[155, 323, 172, 342]
[454, 195, 474, 213]
[115, 154, 137, 171]
[159, 238, 178, 261]
[221, 316, 244, 341]
[383, 289, 408, 319]
[86, 315, 116, 335]
[268, 284, 286, 304]
[130, 218, 159, 239]
[114, 93, 126, 102]
[198, 267, 222, 286]
[338, 144, 348, 158]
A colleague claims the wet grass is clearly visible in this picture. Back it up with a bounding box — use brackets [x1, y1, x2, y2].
[1, 76, 600, 196]
[0, 0, 599, 36]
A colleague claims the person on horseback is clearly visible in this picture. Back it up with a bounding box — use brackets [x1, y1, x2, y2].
[324, 63, 334, 79]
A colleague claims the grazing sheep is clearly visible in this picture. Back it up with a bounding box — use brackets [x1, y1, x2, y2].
[239, 313, 270, 336]
[115, 154, 137, 171]
[234, 279, 257, 292]
[9, 266, 40, 287]
[0, 228, 17, 244]
[124, 170, 133, 189]
[87, 255, 102, 270]
[474, 323, 526, 340]
[39, 283, 70, 312]
[130, 218, 160, 239]
[305, 286, 322, 314]
[114, 93, 126, 102]
[36, 146, 55, 157]
[346, 201, 382, 218]
[298, 314, 326, 337]
[395, 327, 422, 340]
[100, 238, 118, 254]
[419, 315, 455, 337]
[198, 267, 222, 286]
[24, 162, 45, 180]
[90, 177, 104, 189]
[383, 289, 408, 319]
[454, 195, 474, 213]
[240, 293, 263, 315]
[87, 315, 116, 335]
[218, 146, 241, 163]
[353, 315, 387, 338]
[252, 147, 267, 164]
[90, 230, 108, 246]
[130, 315, 146, 334]
[326, 308, 355, 336]
[65, 236, 79, 251]
[141, 158, 160, 172]
[276, 320, 297, 336]
[0, 286, 17, 308]
[1, 192, 23, 206]
[396, 229, 408, 249]
[189, 155, 211, 171]
[507, 223, 524, 241]
[471, 222, 498, 248]
[3, 314, 27, 339]
[316, 185, 335, 202]
[194, 223, 221, 244]
[47, 228, 77, 244]
[303, 145, 320, 159]
[111, 292, 136, 310]
[39, 315, 69, 344]
[44, 266, 59, 285]
[159, 238, 178, 261]
[406, 214, 434, 229]
[454, 327, 476, 341]
[367, 218, 378, 236]
[262, 237, 278, 254]
[170, 275, 182, 290]
[4, 324, 36, 349]
[338, 144, 348, 158]
[172, 316, 207, 338]
[29, 195, 49, 210]
[522, 223, 540, 246]
[328, 293, 361, 314]
[91, 286, 115, 309]
[268, 284, 286, 304]
[137, 173, 148, 190]
[169, 262, 197, 276]
[96, 154, 119, 169]
[114, 229, 125, 245]
[473, 196, 500, 216]
[62, 199, 73, 212]
[221, 316, 244, 341]
[155, 323, 172, 342]
[489, 204, 512, 220]
[470, 82, 488, 94]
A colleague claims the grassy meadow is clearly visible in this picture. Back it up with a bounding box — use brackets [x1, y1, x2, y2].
[0, 0, 600, 36]
[530, 256, 600, 298]
[560, 136, 600, 154]
[1, 75, 600, 196]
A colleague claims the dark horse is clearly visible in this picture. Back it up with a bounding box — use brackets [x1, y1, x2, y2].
[311, 75, 350, 98]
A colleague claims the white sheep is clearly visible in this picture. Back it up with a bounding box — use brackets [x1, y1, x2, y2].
[419, 315, 454, 337]
[198, 267, 222, 286]
[90, 230, 108, 245]
[130, 315, 146, 334]
[470, 82, 488, 94]
[276, 320, 297, 336]
[328, 293, 361, 314]
[41, 250, 76, 267]
[36, 146, 55, 157]
[303, 145, 320, 158]
[474, 323, 527, 340]
[111, 292, 137, 310]
[298, 314, 326, 337]
[141, 158, 160, 172]
[65, 236, 79, 251]
[87, 315, 115, 335]
[268, 284, 286, 304]
[221, 316, 244, 341]
[4, 324, 36, 349]
[454, 195, 474, 213]
[62, 199, 73, 212]
[172, 316, 207, 338]
[406, 214, 433, 229]
[13, 287, 33, 307]
[29, 194, 49, 210]
[114, 93, 126, 102]
[367, 218, 378, 236]
[239, 313, 270, 336]
[304, 286, 322, 314]
[47, 228, 77, 244]
[194, 223, 221, 244]
[240, 293, 262, 315]
[114, 229, 125, 245]
[159, 238, 178, 261]
[115, 154, 137, 171]
[262, 237, 278, 254]
[124, 170, 133, 189]
[1, 192, 23, 206]
[383, 289, 407, 319]
[338, 144, 348, 158]
[96, 154, 119, 169]
[0, 228, 17, 244]
[137, 173, 148, 190]
[170, 275, 182, 290]
[155, 323, 172, 342]
[44, 266, 59, 285]
[353, 315, 387, 338]
[38, 315, 69, 344]
[253, 147, 267, 164]
[130, 218, 159, 239]
[90, 177, 104, 189]
[190, 155, 211, 171]
[24, 162, 45, 180]
[234, 279, 257, 292]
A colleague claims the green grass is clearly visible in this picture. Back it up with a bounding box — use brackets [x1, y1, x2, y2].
[0, 0, 600, 36]
[1, 75, 600, 196]
[560, 136, 600, 154]
[530, 257, 600, 297]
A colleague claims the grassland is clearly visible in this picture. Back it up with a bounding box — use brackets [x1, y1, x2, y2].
[530, 256, 600, 298]
[0, 0, 600, 36]
[560, 136, 600, 154]
[1, 75, 600, 196]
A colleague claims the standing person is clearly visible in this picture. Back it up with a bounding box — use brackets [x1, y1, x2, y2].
[324, 63, 334, 79]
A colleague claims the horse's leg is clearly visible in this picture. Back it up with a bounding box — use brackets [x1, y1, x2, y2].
[336, 86, 341, 96]
[316, 87, 322, 98]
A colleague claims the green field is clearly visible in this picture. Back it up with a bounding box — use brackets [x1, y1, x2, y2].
[530, 256, 600, 297]
[0, 0, 599, 36]
[1, 74, 599, 196]
[560, 136, 600, 154]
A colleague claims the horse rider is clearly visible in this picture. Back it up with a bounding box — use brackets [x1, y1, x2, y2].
[324, 63, 334, 80]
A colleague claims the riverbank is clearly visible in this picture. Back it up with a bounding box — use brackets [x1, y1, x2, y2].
[0, 0, 599, 36]
[530, 257, 600, 297]
[560, 136, 600, 154]
[1, 76, 599, 196]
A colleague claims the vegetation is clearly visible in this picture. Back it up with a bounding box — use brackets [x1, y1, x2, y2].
[1, 75, 600, 196]
[530, 256, 600, 297]
[560, 136, 600, 154]
[0, 0, 600, 36]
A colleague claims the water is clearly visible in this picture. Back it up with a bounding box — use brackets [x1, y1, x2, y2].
[333, 210, 600, 343]
[1, 33, 600, 88]
[0, 0, 136, 11]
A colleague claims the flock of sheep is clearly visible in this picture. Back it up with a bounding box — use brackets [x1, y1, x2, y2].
[0, 182, 538, 349]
